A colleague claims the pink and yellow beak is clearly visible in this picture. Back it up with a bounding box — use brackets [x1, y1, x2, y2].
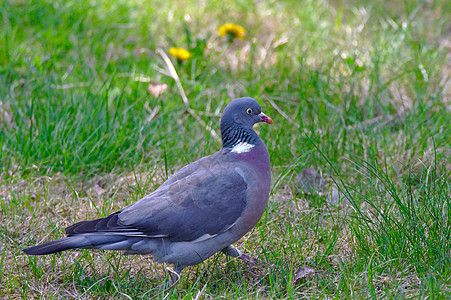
[258, 112, 273, 124]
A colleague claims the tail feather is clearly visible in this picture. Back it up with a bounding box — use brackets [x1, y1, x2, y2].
[23, 235, 128, 255]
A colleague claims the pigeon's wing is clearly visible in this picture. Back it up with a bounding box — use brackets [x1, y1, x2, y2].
[66, 154, 249, 243]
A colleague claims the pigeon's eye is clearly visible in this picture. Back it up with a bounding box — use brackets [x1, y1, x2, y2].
[246, 108, 253, 115]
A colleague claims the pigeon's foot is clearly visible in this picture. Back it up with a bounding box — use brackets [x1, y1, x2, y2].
[222, 245, 263, 266]
[239, 253, 262, 266]
[154, 280, 176, 291]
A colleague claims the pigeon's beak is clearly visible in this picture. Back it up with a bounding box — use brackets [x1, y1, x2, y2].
[258, 112, 273, 124]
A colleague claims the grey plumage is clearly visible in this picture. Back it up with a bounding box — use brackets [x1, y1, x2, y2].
[23, 97, 273, 276]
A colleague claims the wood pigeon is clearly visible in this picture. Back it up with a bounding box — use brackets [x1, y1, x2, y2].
[24, 97, 273, 279]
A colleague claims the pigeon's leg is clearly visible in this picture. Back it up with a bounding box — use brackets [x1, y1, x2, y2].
[221, 245, 261, 265]
[221, 245, 242, 258]
[168, 265, 183, 284]
[152, 265, 183, 296]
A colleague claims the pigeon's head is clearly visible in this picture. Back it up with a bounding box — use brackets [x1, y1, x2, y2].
[221, 97, 273, 130]
[220, 97, 273, 150]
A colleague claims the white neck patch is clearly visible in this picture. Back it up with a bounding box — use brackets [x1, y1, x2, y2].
[231, 142, 255, 154]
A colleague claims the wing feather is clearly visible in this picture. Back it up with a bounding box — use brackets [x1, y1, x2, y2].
[65, 153, 249, 243]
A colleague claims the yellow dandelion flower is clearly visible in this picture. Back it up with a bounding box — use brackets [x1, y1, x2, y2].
[219, 23, 246, 40]
[169, 47, 192, 61]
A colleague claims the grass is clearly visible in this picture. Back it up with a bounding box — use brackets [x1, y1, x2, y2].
[1, 0, 450, 298]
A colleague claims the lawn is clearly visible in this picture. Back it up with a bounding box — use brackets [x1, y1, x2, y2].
[1, 0, 450, 298]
